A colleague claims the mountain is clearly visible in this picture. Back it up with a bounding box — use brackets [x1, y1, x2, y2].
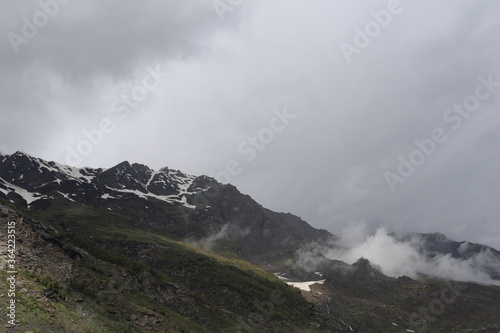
[1, 151, 500, 332]
[396, 232, 500, 281]
[0, 151, 335, 266]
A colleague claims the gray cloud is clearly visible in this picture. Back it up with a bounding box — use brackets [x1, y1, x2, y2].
[1, 0, 500, 249]
[323, 223, 500, 285]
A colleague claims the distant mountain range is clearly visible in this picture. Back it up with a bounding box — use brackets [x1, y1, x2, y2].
[1, 151, 500, 332]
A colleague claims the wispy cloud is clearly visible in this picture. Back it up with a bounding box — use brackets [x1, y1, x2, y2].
[297, 222, 500, 285]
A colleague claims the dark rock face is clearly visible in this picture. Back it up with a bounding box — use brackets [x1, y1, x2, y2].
[181, 182, 339, 263]
[316, 258, 393, 293]
[0, 151, 64, 190]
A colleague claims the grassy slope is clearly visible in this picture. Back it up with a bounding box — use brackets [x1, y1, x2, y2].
[1, 200, 345, 332]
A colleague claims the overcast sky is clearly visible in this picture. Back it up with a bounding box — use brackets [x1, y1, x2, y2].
[2, 0, 500, 249]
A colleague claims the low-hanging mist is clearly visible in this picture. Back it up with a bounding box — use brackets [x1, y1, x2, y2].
[318, 223, 500, 286]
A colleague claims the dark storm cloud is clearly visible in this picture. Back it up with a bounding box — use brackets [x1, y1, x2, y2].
[2, 0, 218, 78]
[0, 0, 227, 156]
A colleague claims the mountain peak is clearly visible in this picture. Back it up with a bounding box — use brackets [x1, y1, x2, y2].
[7, 150, 32, 160]
[113, 160, 132, 169]
[13, 150, 30, 156]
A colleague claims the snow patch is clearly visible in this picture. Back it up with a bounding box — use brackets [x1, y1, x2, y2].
[110, 173, 198, 209]
[179, 195, 196, 209]
[113, 188, 148, 199]
[101, 193, 119, 200]
[285, 280, 326, 291]
[275, 273, 326, 291]
[57, 191, 76, 202]
[43, 160, 98, 183]
[145, 171, 158, 188]
[0, 180, 45, 207]
[0, 187, 8, 196]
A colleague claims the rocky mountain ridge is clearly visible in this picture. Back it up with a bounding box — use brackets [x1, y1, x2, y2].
[0, 151, 336, 265]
